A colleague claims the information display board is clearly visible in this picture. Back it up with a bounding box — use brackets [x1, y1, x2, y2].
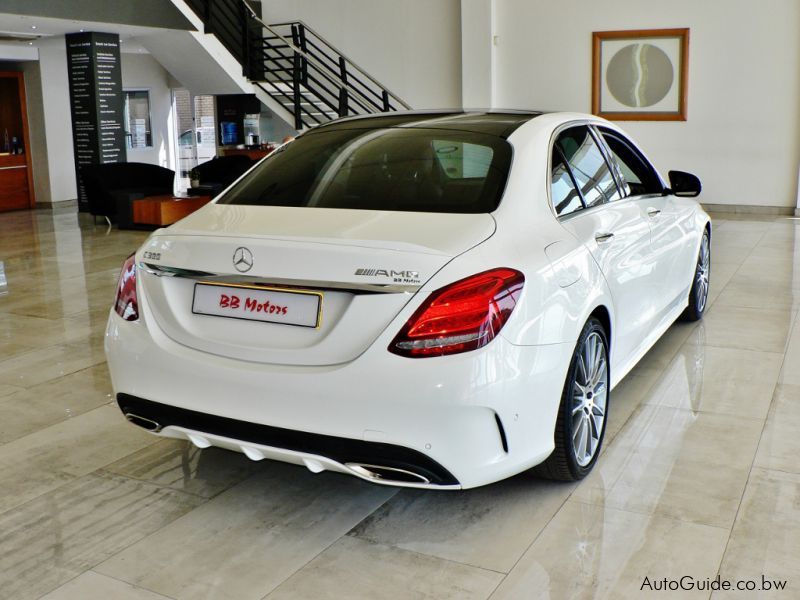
[66, 32, 127, 211]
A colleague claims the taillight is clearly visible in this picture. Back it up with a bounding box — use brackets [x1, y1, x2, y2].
[114, 253, 139, 321]
[389, 268, 524, 358]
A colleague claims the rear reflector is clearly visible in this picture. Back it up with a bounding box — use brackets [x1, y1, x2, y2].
[114, 253, 139, 321]
[389, 267, 524, 358]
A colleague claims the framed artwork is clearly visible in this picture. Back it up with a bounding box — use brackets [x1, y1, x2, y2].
[592, 28, 689, 121]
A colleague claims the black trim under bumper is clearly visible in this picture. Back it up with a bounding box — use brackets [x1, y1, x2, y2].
[116, 394, 459, 486]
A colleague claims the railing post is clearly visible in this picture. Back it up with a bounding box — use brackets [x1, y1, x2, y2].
[338, 56, 348, 117]
[240, 2, 250, 79]
[292, 51, 303, 130]
[297, 24, 309, 86]
[204, 0, 212, 34]
[382, 90, 390, 112]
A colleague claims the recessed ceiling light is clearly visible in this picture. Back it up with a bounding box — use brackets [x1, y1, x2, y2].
[30, 25, 37, 30]
[79, 29, 84, 32]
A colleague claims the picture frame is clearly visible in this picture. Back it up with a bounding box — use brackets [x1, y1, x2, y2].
[592, 28, 689, 121]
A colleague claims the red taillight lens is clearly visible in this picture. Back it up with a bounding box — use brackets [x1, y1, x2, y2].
[389, 268, 524, 358]
[114, 253, 139, 321]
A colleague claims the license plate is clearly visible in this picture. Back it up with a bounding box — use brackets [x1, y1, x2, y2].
[192, 282, 322, 328]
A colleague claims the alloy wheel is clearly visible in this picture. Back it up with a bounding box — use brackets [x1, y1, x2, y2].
[571, 332, 608, 467]
[696, 234, 710, 313]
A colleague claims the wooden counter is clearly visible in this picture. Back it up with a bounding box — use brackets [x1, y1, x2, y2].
[0, 154, 30, 212]
[132, 194, 212, 226]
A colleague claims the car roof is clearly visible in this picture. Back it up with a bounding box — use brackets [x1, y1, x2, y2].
[310, 110, 546, 139]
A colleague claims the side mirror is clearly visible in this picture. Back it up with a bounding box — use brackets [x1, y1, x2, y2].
[666, 170, 702, 197]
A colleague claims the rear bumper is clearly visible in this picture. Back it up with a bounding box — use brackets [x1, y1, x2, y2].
[118, 394, 459, 487]
[105, 309, 573, 489]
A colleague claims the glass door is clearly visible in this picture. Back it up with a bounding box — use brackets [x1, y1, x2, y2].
[172, 89, 218, 191]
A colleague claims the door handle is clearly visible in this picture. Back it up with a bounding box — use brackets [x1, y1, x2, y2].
[594, 232, 615, 244]
[647, 207, 661, 217]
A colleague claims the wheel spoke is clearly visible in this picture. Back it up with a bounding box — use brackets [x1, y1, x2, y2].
[593, 358, 606, 388]
[594, 378, 606, 396]
[577, 355, 588, 385]
[587, 416, 599, 456]
[591, 408, 605, 440]
[581, 348, 592, 388]
[591, 341, 602, 380]
[576, 416, 589, 460]
[587, 430, 597, 458]
[583, 338, 593, 380]
[594, 389, 607, 411]
[573, 416, 585, 447]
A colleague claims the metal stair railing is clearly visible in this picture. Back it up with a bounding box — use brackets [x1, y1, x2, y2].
[182, 0, 411, 130]
[267, 20, 409, 115]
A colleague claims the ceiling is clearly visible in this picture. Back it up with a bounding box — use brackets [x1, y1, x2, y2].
[0, 12, 178, 54]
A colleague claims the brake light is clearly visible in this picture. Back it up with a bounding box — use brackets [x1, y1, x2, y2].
[114, 253, 139, 321]
[389, 268, 524, 358]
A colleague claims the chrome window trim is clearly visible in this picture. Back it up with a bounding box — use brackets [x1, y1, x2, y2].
[138, 262, 419, 294]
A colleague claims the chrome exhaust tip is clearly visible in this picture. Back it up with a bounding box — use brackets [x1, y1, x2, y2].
[124, 412, 162, 432]
[345, 463, 430, 485]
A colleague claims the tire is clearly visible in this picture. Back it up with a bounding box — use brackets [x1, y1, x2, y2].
[535, 317, 609, 481]
[680, 228, 711, 322]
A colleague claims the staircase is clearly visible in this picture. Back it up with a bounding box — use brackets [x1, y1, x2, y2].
[180, 0, 410, 130]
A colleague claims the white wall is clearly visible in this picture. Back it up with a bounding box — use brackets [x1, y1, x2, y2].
[491, 0, 800, 209]
[262, 0, 462, 109]
[460, 0, 493, 108]
[37, 36, 77, 203]
[18, 61, 51, 205]
[121, 52, 174, 170]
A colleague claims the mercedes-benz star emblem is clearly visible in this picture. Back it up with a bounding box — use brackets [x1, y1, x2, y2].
[232, 247, 254, 273]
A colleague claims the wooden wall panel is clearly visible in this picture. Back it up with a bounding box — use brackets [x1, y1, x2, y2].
[0, 71, 35, 212]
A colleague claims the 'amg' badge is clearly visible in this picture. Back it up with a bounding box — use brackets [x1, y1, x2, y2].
[233, 247, 254, 272]
[355, 268, 421, 284]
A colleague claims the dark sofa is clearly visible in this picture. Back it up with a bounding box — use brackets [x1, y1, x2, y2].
[80, 162, 175, 228]
[188, 155, 254, 197]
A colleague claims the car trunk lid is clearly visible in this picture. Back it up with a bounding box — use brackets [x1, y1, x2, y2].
[137, 205, 495, 366]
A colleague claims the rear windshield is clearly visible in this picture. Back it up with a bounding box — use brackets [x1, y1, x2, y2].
[218, 127, 512, 213]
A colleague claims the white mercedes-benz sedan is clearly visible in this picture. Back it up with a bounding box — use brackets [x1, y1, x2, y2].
[106, 111, 710, 489]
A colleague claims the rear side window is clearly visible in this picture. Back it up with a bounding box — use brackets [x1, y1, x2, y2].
[555, 126, 620, 207]
[218, 128, 512, 213]
[597, 128, 663, 196]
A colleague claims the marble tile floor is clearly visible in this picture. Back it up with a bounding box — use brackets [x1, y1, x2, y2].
[1, 208, 799, 599]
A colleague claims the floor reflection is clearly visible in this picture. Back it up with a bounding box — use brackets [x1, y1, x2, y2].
[0, 210, 799, 599]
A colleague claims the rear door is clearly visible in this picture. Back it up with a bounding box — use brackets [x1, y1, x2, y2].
[552, 125, 658, 366]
